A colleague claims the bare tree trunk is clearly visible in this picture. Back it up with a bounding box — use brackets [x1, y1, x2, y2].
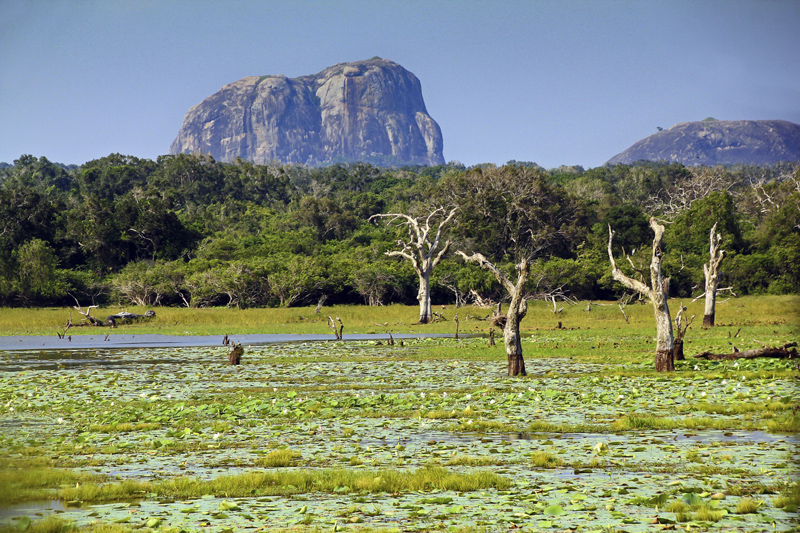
[653, 297, 674, 371]
[503, 298, 528, 376]
[673, 303, 694, 362]
[608, 218, 675, 372]
[702, 223, 726, 327]
[418, 271, 432, 324]
[458, 252, 529, 376]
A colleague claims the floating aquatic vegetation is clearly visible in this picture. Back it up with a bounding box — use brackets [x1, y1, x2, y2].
[1, 334, 797, 531]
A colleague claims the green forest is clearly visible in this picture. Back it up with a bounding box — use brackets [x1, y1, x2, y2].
[1, 153, 798, 308]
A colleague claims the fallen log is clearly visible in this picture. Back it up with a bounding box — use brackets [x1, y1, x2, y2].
[693, 342, 798, 361]
[65, 297, 157, 328]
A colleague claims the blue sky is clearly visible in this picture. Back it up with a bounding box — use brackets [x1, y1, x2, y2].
[1, 0, 798, 169]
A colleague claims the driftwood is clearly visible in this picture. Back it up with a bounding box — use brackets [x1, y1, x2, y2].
[228, 343, 244, 365]
[694, 342, 798, 361]
[65, 297, 155, 328]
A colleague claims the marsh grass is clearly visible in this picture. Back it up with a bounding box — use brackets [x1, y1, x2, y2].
[735, 497, 763, 514]
[0, 467, 103, 505]
[693, 504, 725, 522]
[765, 413, 800, 433]
[56, 466, 511, 502]
[254, 449, 300, 467]
[88, 422, 161, 433]
[446, 455, 504, 466]
[677, 401, 794, 416]
[530, 451, 563, 468]
[773, 491, 799, 512]
[4, 295, 796, 337]
[0, 516, 133, 533]
[612, 414, 757, 431]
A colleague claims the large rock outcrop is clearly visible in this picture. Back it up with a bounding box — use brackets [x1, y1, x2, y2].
[170, 58, 445, 166]
[607, 119, 800, 166]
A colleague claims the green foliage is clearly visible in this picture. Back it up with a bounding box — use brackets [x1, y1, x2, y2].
[0, 154, 798, 307]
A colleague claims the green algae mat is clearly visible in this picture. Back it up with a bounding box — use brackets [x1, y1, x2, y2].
[1, 332, 798, 532]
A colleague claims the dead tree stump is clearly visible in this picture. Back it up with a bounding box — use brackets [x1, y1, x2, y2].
[228, 343, 244, 365]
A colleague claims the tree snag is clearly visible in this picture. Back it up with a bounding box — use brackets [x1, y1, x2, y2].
[608, 218, 675, 372]
[328, 315, 343, 340]
[694, 342, 797, 361]
[701, 223, 726, 326]
[370, 207, 458, 324]
[228, 343, 244, 365]
[673, 303, 694, 361]
[457, 251, 528, 376]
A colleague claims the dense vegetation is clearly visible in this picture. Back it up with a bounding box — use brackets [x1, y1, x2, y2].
[1, 153, 798, 308]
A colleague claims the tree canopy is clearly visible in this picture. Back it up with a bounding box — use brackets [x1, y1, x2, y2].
[0, 154, 796, 307]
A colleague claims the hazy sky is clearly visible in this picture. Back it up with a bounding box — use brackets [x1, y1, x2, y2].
[1, 0, 798, 169]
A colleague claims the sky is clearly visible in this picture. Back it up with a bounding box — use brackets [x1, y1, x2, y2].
[1, 0, 798, 169]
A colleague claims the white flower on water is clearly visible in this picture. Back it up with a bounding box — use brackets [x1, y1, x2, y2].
[467, 420, 473, 425]
[721, 380, 727, 386]
[489, 399, 496, 405]
[518, 393, 523, 398]
[110, 402, 114, 406]
[693, 365, 699, 371]
[465, 394, 472, 401]
[167, 394, 172, 399]
[442, 392, 448, 398]
[282, 409, 288, 414]
[701, 391, 707, 397]
[213, 433, 220, 440]
[355, 393, 360, 398]
[273, 388, 277, 392]
[420, 392, 426, 399]
[57, 417, 64, 424]
[8, 407, 14, 412]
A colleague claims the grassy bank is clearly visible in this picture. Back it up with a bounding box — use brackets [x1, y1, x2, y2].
[1, 295, 797, 337]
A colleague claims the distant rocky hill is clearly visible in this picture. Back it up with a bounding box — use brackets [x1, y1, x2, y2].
[170, 58, 445, 167]
[607, 119, 800, 166]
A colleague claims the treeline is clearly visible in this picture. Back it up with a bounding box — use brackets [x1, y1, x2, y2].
[0, 153, 797, 308]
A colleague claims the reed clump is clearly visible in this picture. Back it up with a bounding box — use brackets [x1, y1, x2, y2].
[57, 466, 511, 502]
[254, 448, 300, 467]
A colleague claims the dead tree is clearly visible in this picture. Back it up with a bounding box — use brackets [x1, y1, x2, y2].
[458, 251, 529, 376]
[370, 207, 458, 324]
[315, 295, 327, 314]
[228, 343, 244, 365]
[673, 303, 694, 361]
[328, 315, 343, 340]
[694, 342, 798, 361]
[608, 218, 675, 372]
[696, 223, 726, 326]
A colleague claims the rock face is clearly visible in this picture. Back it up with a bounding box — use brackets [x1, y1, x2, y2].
[170, 58, 445, 166]
[607, 119, 800, 166]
